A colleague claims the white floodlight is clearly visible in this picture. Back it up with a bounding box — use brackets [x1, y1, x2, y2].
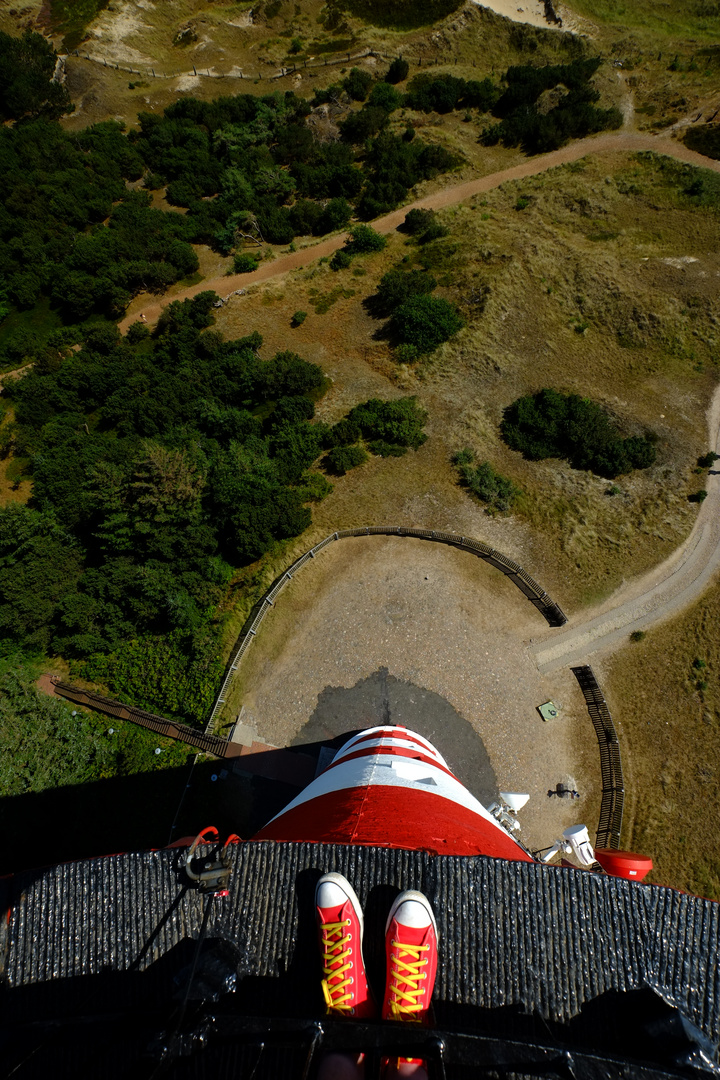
[499, 792, 530, 813]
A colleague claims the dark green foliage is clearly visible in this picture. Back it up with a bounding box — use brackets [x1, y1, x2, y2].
[386, 58, 410, 84]
[347, 397, 428, 451]
[0, 30, 73, 122]
[343, 67, 373, 102]
[0, 294, 332, 717]
[0, 661, 187, 797]
[328, 418, 362, 446]
[403, 208, 436, 235]
[630, 630, 646, 642]
[500, 389, 657, 479]
[344, 0, 464, 29]
[368, 81, 403, 112]
[356, 134, 460, 219]
[452, 449, 519, 512]
[689, 489, 708, 502]
[698, 451, 720, 468]
[291, 310, 308, 326]
[324, 444, 369, 475]
[317, 197, 353, 233]
[371, 267, 437, 315]
[684, 124, 720, 160]
[330, 249, 353, 271]
[233, 252, 260, 272]
[340, 104, 390, 143]
[405, 73, 498, 114]
[391, 294, 464, 353]
[345, 224, 387, 254]
[482, 58, 622, 154]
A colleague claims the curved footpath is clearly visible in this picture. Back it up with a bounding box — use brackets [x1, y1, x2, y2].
[117, 130, 720, 672]
[532, 384, 720, 672]
[119, 131, 720, 332]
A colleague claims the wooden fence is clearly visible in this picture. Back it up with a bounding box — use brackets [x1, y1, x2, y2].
[206, 525, 567, 733]
[67, 47, 461, 83]
[51, 678, 234, 758]
[571, 665, 624, 849]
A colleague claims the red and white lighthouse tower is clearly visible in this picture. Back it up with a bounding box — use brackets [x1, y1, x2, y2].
[253, 725, 533, 862]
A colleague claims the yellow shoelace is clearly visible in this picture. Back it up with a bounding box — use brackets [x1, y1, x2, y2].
[320, 919, 354, 1013]
[388, 940, 430, 1019]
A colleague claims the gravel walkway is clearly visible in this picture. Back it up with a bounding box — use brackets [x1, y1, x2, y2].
[236, 536, 598, 851]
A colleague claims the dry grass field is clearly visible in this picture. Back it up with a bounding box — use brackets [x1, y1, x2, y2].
[605, 578, 720, 899]
[211, 148, 718, 619]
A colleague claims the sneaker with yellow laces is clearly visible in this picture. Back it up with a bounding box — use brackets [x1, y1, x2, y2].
[382, 890, 438, 1025]
[315, 872, 376, 1019]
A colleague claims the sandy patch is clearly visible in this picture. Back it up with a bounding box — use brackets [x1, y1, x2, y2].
[175, 73, 203, 91]
[83, 1, 154, 65]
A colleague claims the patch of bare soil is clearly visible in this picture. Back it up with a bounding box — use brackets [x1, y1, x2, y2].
[231, 535, 599, 852]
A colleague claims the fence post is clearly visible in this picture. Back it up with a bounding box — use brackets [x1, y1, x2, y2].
[193, 64, 197, 75]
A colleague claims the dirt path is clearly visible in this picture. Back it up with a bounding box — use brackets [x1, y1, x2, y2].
[532, 384, 720, 673]
[118, 131, 720, 332]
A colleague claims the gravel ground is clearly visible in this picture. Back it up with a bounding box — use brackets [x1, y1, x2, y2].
[235, 536, 599, 851]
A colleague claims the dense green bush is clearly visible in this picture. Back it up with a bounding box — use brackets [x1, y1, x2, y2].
[0, 292, 332, 714]
[391, 294, 464, 353]
[343, 67, 373, 102]
[324, 444, 369, 475]
[371, 267, 437, 315]
[330, 249, 353, 271]
[501, 389, 657, 478]
[685, 124, 720, 160]
[405, 73, 498, 114]
[0, 29, 73, 122]
[347, 397, 428, 451]
[344, 0, 464, 29]
[345, 224, 387, 254]
[452, 449, 519, 512]
[386, 58, 410, 84]
[233, 252, 260, 272]
[482, 58, 622, 154]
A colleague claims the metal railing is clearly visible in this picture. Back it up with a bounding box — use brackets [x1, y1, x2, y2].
[571, 665, 624, 849]
[206, 526, 567, 733]
[51, 678, 233, 758]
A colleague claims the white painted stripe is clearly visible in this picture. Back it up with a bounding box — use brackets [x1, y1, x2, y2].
[331, 728, 447, 767]
[262, 749, 507, 837]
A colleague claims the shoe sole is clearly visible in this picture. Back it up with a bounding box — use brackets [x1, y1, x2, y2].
[385, 890, 438, 939]
[316, 871, 365, 940]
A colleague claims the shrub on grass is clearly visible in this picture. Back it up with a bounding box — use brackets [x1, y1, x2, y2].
[374, 267, 437, 314]
[698, 451, 719, 468]
[452, 449, 519, 512]
[343, 67, 373, 102]
[391, 294, 464, 354]
[324, 444, 368, 475]
[501, 389, 657, 479]
[291, 310, 307, 327]
[689, 489, 708, 502]
[402, 208, 436, 235]
[330, 249, 352, 271]
[233, 252, 259, 273]
[630, 630, 646, 642]
[386, 58, 410, 84]
[344, 224, 387, 254]
[347, 397, 428, 451]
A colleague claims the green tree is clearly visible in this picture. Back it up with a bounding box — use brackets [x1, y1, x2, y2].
[391, 294, 463, 353]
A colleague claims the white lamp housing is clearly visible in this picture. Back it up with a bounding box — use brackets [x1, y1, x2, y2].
[499, 792, 530, 813]
[562, 824, 595, 867]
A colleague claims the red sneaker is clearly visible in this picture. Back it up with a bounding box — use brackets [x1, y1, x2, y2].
[315, 872, 375, 1018]
[382, 891, 438, 1024]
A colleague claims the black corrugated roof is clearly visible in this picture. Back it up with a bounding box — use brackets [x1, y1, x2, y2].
[1, 842, 718, 1077]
